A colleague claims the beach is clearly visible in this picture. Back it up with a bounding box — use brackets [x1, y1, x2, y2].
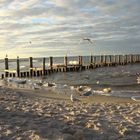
[0, 0, 140, 139]
[0, 86, 140, 140]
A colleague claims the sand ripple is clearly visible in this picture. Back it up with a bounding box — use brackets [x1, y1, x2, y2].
[0, 87, 140, 140]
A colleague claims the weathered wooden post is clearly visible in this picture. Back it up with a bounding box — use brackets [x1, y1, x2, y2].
[104, 55, 107, 65]
[109, 55, 111, 63]
[136, 55, 138, 62]
[29, 57, 33, 77]
[125, 55, 128, 64]
[138, 54, 140, 62]
[78, 56, 82, 66]
[118, 55, 121, 64]
[94, 56, 96, 64]
[113, 55, 116, 64]
[90, 55, 93, 65]
[37, 70, 40, 77]
[12, 73, 16, 77]
[1, 74, 4, 79]
[80, 56, 83, 66]
[122, 55, 125, 65]
[23, 72, 26, 77]
[136, 54, 138, 62]
[132, 54, 134, 63]
[78, 56, 81, 65]
[134, 54, 136, 63]
[64, 55, 67, 72]
[137, 54, 140, 62]
[131, 54, 133, 63]
[129, 54, 132, 63]
[132, 55, 135, 63]
[27, 72, 30, 77]
[5, 57, 9, 77]
[64, 56, 67, 66]
[16, 56, 20, 77]
[43, 57, 46, 75]
[135, 55, 137, 63]
[100, 55, 103, 64]
[49, 56, 53, 70]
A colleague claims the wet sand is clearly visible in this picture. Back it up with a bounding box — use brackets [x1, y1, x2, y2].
[0, 86, 140, 140]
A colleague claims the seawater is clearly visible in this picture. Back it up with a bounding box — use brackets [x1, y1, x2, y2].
[44, 63, 140, 98]
[0, 56, 140, 98]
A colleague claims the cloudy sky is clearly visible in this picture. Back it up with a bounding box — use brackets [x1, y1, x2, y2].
[0, 0, 140, 58]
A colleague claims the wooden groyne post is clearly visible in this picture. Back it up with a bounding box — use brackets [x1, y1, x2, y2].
[100, 55, 103, 65]
[2, 54, 140, 79]
[64, 56, 67, 66]
[109, 55, 111, 63]
[113, 55, 117, 64]
[89, 55, 94, 69]
[64, 56, 67, 72]
[136, 54, 138, 62]
[125, 55, 128, 64]
[90, 55, 93, 64]
[17, 56, 20, 77]
[137, 54, 140, 62]
[78, 56, 82, 66]
[5, 57, 9, 77]
[29, 57, 33, 77]
[94, 56, 96, 64]
[130, 54, 133, 63]
[118, 55, 121, 64]
[49, 56, 53, 70]
[104, 55, 107, 65]
[123, 55, 128, 65]
[43, 57, 46, 75]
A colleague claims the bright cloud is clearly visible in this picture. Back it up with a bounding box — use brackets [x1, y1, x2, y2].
[0, 0, 140, 58]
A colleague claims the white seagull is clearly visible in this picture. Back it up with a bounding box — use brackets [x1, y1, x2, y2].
[70, 94, 79, 102]
[70, 94, 74, 102]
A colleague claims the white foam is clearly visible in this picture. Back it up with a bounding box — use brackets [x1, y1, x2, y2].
[69, 61, 78, 65]
[131, 96, 140, 101]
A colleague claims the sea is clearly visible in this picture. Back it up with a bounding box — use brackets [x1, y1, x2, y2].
[0, 55, 140, 99]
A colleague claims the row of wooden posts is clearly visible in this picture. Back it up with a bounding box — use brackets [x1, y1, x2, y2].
[1, 54, 140, 79]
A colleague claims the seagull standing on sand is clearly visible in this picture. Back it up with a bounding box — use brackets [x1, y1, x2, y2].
[70, 93, 80, 102]
[70, 94, 74, 102]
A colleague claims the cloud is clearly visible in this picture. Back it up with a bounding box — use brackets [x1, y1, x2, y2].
[0, 0, 140, 58]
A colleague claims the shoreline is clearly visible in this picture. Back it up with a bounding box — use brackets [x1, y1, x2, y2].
[2, 85, 138, 104]
[3, 86, 140, 104]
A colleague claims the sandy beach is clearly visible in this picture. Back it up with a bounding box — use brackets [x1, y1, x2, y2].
[0, 86, 140, 140]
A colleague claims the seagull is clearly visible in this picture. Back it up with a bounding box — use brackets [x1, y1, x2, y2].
[70, 94, 79, 102]
[96, 81, 100, 85]
[70, 94, 74, 102]
[103, 88, 112, 93]
[83, 38, 93, 44]
[29, 41, 32, 44]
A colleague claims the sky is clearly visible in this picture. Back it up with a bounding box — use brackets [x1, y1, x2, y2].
[0, 0, 140, 58]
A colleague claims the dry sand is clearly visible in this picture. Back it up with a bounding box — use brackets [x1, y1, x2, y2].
[0, 86, 140, 140]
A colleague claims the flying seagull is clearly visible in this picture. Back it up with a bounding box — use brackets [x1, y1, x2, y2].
[83, 38, 93, 44]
